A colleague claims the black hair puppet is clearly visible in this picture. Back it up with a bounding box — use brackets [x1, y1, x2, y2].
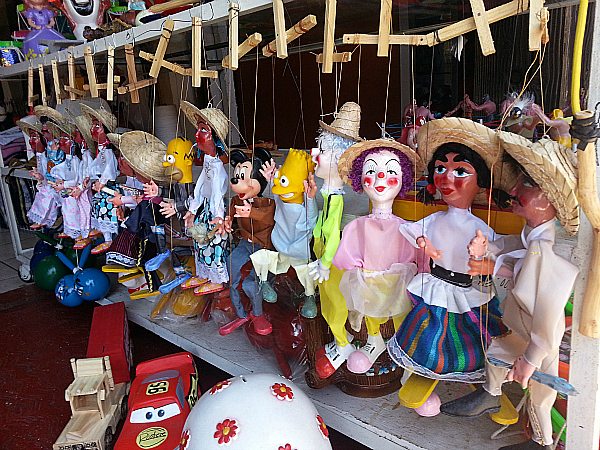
[229, 147, 272, 198]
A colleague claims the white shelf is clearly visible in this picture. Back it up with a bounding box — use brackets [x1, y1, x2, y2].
[102, 284, 523, 450]
[0, 0, 278, 78]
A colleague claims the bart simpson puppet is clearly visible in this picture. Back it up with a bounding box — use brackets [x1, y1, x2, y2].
[250, 149, 318, 318]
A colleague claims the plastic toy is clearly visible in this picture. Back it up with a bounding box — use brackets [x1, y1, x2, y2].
[114, 352, 199, 450]
[33, 253, 70, 291]
[180, 373, 332, 449]
[53, 0, 111, 40]
[56, 244, 110, 303]
[22, 0, 65, 59]
[55, 274, 83, 307]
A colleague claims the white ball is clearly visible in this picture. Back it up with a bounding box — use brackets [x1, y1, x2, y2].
[180, 373, 333, 450]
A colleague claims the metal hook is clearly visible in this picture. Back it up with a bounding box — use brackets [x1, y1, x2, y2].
[92, 39, 97, 56]
[112, 33, 117, 49]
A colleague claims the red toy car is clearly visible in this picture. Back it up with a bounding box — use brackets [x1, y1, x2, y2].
[114, 352, 199, 450]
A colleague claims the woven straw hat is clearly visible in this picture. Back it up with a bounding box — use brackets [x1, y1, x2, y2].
[338, 138, 424, 185]
[180, 101, 229, 150]
[416, 117, 517, 195]
[80, 103, 117, 132]
[319, 102, 363, 142]
[33, 105, 66, 125]
[73, 115, 96, 153]
[16, 115, 43, 135]
[109, 131, 170, 183]
[45, 120, 74, 137]
[498, 131, 579, 234]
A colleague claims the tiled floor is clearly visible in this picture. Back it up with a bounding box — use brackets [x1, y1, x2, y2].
[0, 228, 37, 294]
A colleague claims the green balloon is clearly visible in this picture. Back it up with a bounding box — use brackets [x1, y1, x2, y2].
[33, 255, 71, 291]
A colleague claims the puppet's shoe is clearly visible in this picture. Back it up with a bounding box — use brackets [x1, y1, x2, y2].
[145, 249, 171, 272]
[73, 238, 92, 250]
[346, 334, 386, 374]
[159, 272, 192, 295]
[194, 282, 225, 296]
[88, 229, 102, 238]
[317, 334, 355, 358]
[219, 316, 250, 336]
[91, 241, 112, 254]
[315, 343, 354, 379]
[181, 277, 208, 290]
[56, 232, 70, 239]
[30, 223, 43, 230]
[300, 294, 317, 318]
[260, 282, 278, 303]
[129, 288, 161, 300]
[250, 314, 272, 335]
[498, 439, 551, 450]
[440, 386, 500, 417]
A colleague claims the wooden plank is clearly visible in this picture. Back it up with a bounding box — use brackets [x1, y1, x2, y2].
[322, 0, 337, 73]
[64, 86, 88, 96]
[272, 0, 287, 58]
[425, 0, 529, 46]
[139, 51, 192, 76]
[529, 0, 545, 51]
[107, 46, 114, 101]
[469, 0, 496, 55]
[343, 33, 427, 46]
[149, 18, 175, 78]
[27, 66, 34, 107]
[124, 44, 140, 104]
[117, 78, 157, 95]
[192, 17, 203, 87]
[263, 15, 317, 57]
[83, 46, 98, 98]
[51, 60, 62, 105]
[38, 64, 47, 106]
[67, 52, 77, 100]
[377, 0, 393, 57]
[315, 51, 351, 64]
[222, 32, 262, 68]
[228, 2, 240, 69]
[84, 76, 120, 91]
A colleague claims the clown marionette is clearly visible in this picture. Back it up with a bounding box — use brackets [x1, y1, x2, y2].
[387, 118, 515, 395]
[179, 102, 230, 296]
[250, 149, 318, 318]
[218, 148, 276, 336]
[79, 104, 120, 255]
[303, 102, 362, 377]
[331, 139, 422, 374]
[441, 135, 579, 450]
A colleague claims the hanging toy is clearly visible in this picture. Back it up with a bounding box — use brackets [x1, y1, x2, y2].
[55, 245, 110, 305]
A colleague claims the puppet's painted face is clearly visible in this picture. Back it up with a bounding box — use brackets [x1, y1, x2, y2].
[72, 130, 84, 147]
[41, 123, 52, 142]
[433, 152, 480, 209]
[311, 144, 339, 182]
[58, 133, 72, 154]
[163, 138, 193, 184]
[231, 161, 261, 200]
[90, 118, 105, 142]
[510, 173, 556, 225]
[29, 131, 43, 153]
[272, 149, 314, 204]
[361, 150, 403, 204]
[195, 119, 217, 156]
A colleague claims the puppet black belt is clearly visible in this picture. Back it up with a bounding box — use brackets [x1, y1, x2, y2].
[429, 261, 472, 288]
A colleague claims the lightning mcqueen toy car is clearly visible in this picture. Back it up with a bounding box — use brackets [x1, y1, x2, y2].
[115, 352, 199, 450]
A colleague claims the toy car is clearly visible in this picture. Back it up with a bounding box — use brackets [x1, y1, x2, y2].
[114, 352, 199, 450]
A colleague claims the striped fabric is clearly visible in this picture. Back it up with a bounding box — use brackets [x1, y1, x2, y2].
[387, 292, 507, 383]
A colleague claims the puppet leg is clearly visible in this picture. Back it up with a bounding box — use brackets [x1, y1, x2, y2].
[249, 249, 279, 303]
[526, 352, 559, 446]
[292, 261, 317, 318]
[345, 316, 388, 374]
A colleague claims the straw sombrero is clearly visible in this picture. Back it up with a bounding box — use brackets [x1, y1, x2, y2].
[109, 131, 170, 183]
[319, 102, 363, 142]
[80, 103, 117, 132]
[338, 138, 424, 185]
[180, 101, 229, 149]
[16, 115, 43, 135]
[45, 120, 74, 137]
[73, 115, 96, 153]
[33, 105, 66, 125]
[416, 117, 517, 196]
[499, 131, 579, 234]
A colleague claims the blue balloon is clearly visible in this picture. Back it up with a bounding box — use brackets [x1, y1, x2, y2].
[56, 274, 84, 307]
[75, 268, 110, 302]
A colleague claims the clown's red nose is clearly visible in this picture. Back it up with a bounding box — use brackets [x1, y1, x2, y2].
[377, 172, 385, 179]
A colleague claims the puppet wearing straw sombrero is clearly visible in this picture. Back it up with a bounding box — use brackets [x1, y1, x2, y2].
[441, 134, 579, 450]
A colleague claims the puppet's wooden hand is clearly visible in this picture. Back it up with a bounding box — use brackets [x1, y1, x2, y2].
[259, 159, 277, 182]
[70, 186, 82, 199]
[304, 173, 318, 199]
[234, 200, 252, 218]
[468, 229, 488, 259]
[467, 257, 495, 276]
[507, 356, 536, 389]
[143, 180, 159, 198]
[416, 236, 442, 259]
[108, 193, 123, 206]
[210, 217, 227, 236]
[223, 216, 233, 233]
[183, 211, 195, 228]
[30, 169, 44, 182]
[159, 201, 176, 218]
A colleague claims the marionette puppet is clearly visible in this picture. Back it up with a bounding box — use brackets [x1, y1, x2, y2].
[330, 139, 422, 374]
[503, 92, 540, 139]
[22, 0, 65, 59]
[529, 104, 572, 147]
[250, 149, 318, 319]
[468, 94, 497, 122]
[445, 94, 474, 119]
[440, 135, 579, 450]
[387, 118, 516, 398]
[79, 104, 120, 255]
[217, 148, 276, 336]
[303, 102, 362, 377]
[178, 101, 230, 296]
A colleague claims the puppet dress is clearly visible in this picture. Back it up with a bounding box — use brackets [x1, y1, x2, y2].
[75, 147, 94, 239]
[188, 153, 229, 284]
[27, 151, 60, 227]
[50, 154, 84, 239]
[387, 206, 507, 382]
[22, 7, 64, 59]
[89, 143, 120, 236]
[333, 211, 417, 332]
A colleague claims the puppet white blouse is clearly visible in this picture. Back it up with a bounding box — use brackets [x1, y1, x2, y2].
[88, 143, 118, 184]
[399, 206, 496, 313]
[188, 153, 228, 219]
[50, 155, 82, 188]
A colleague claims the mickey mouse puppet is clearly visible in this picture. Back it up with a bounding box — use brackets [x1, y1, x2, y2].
[219, 148, 276, 336]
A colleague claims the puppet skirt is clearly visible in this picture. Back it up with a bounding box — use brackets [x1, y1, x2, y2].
[387, 292, 507, 383]
[193, 198, 229, 284]
[91, 183, 121, 235]
[27, 184, 60, 226]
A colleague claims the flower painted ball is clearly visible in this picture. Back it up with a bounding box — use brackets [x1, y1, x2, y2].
[180, 373, 332, 450]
